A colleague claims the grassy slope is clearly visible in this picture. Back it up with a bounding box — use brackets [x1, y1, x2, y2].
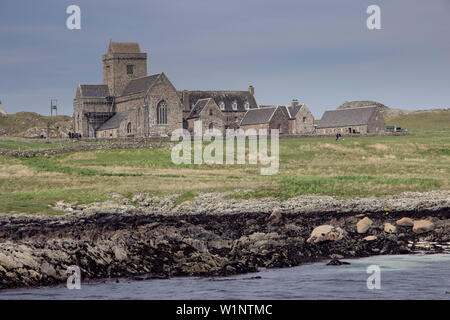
[0, 110, 448, 215]
[0, 112, 72, 136]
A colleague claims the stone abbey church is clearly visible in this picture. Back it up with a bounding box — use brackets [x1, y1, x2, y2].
[73, 41, 315, 138]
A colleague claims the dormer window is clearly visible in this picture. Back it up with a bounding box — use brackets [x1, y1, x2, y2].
[232, 101, 238, 111]
[219, 101, 225, 111]
[244, 101, 250, 110]
[127, 64, 134, 75]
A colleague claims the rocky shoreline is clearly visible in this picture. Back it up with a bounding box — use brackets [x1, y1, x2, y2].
[0, 191, 449, 290]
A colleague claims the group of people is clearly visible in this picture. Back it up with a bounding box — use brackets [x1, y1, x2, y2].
[68, 132, 82, 139]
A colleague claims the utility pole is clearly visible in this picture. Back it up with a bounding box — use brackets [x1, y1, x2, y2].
[50, 99, 58, 117]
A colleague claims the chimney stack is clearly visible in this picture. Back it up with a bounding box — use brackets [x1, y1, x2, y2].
[291, 99, 299, 107]
[248, 85, 254, 96]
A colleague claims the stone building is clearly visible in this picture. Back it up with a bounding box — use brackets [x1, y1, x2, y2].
[74, 41, 182, 138]
[246, 99, 314, 135]
[316, 106, 385, 135]
[73, 41, 315, 138]
[286, 100, 315, 134]
[240, 106, 290, 134]
[181, 87, 259, 133]
[186, 98, 226, 135]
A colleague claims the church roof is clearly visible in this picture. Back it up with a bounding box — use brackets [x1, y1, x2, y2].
[187, 98, 212, 119]
[240, 107, 277, 126]
[108, 42, 142, 54]
[318, 106, 377, 128]
[181, 90, 258, 112]
[121, 73, 161, 96]
[97, 110, 132, 131]
[78, 85, 110, 98]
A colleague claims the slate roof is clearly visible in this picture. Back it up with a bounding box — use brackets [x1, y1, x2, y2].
[78, 85, 110, 98]
[288, 105, 302, 118]
[97, 110, 132, 130]
[121, 74, 161, 96]
[108, 42, 141, 54]
[279, 106, 291, 119]
[318, 106, 377, 128]
[187, 99, 211, 119]
[181, 91, 258, 112]
[240, 107, 277, 126]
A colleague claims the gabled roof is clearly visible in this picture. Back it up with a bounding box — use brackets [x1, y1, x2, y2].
[78, 84, 110, 98]
[240, 107, 277, 126]
[97, 110, 132, 131]
[180, 90, 258, 112]
[188, 98, 211, 119]
[108, 42, 141, 54]
[318, 106, 377, 128]
[121, 73, 161, 96]
[279, 106, 291, 119]
[288, 105, 303, 118]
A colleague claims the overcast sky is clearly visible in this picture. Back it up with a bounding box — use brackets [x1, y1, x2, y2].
[1, 0, 449, 118]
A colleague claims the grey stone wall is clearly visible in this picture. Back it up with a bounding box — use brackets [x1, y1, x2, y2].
[102, 52, 147, 96]
[292, 105, 314, 134]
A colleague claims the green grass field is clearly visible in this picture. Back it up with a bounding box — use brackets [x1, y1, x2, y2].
[0, 110, 448, 215]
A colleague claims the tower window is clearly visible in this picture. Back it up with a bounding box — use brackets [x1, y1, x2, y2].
[127, 64, 134, 75]
[157, 100, 168, 124]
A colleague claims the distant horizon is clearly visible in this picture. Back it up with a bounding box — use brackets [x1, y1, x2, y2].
[1, 0, 449, 118]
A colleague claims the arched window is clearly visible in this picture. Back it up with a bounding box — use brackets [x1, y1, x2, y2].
[208, 123, 214, 132]
[127, 122, 132, 134]
[157, 100, 168, 124]
[218, 101, 225, 111]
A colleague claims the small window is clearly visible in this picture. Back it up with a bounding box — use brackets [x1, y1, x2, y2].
[127, 65, 134, 75]
[234, 116, 238, 123]
[218, 101, 225, 111]
[303, 116, 306, 123]
[127, 122, 132, 133]
[232, 101, 238, 111]
[209, 109, 213, 116]
[244, 101, 250, 110]
[208, 123, 214, 132]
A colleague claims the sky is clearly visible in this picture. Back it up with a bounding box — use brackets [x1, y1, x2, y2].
[0, 0, 449, 118]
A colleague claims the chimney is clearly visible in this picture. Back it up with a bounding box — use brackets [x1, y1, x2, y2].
[291, 99, 299, 107]
[181, 90, 190, 112]
[248, 85, 254, 96]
